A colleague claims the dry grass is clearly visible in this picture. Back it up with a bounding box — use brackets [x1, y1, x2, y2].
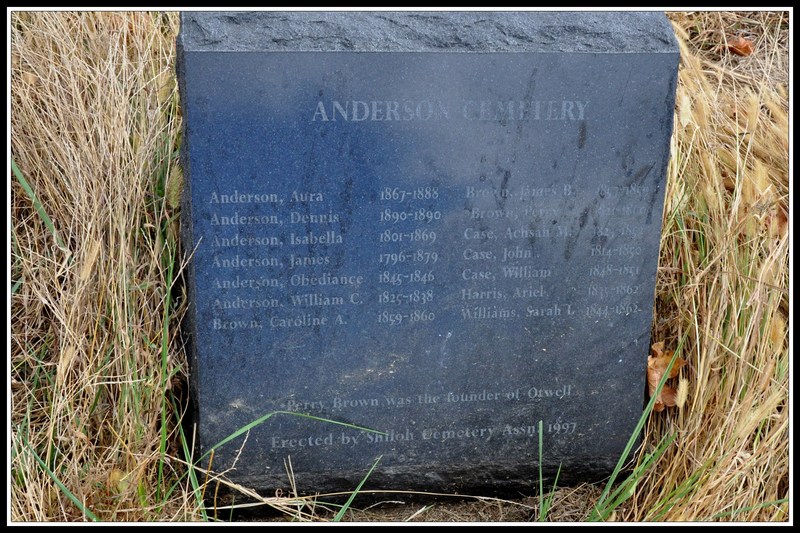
[10, 12, 189, 521]
[630, 11, 790, 522]
[9, 11, 789, 522]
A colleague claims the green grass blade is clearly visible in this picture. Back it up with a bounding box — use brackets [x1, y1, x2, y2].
[167, 395, 208, 521]
[708, 498, 789, 521]
[333, 455, 382, 522]
[19, 429, 99, 522]
[11, 159, 68, 253]
[156, 225, 176, 502]
[537, 419, 545, 520]
[649, 455, 717, 521]
[589, 333, 689, 521]
[202, 411, 387, 460]
[536, 419, 562, 521]
[540, 463, 561, 521]
[600, 432, 676, 515]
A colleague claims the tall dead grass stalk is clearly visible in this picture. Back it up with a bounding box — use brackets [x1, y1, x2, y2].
[10, 12, 190, 520]
[630, 11, 789, 521]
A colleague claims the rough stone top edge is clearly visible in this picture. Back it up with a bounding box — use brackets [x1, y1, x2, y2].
[178, 11, 679, 54]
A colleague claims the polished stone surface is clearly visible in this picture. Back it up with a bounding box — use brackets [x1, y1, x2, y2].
[178, 11, 679, 495]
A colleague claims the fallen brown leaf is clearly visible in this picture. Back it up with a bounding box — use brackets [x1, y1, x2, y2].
[728, 35, 754, 56]
[648, 343, 688, 412]
[650, 341, 666, 358]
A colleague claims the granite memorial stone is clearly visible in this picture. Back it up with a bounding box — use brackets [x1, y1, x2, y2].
[178, 11, 679, 494]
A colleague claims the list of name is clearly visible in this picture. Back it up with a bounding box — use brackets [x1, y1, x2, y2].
[205, 178, 653, 331]
[459, 184, 564, 321]
[207, 189, 359, 331]
[457, 182, 651, 322]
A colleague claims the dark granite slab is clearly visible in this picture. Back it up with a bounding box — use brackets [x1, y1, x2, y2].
[178, 11, 679, 495]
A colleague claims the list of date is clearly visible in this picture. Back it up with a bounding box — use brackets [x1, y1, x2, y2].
[204, 181, 652, 332]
